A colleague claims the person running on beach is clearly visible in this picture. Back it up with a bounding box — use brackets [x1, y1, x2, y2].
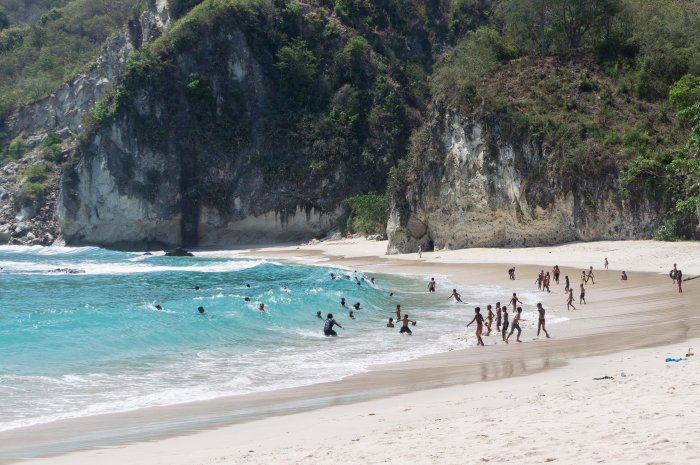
[508, 267, 516, 280]
[324, 313, 342, 336]
[564, 275, 570, 292]
[604, 258, 609, 270]
[510, 293, 522, 310]
[447, 289, 465, 303]
[485, 304, 494, 336]
[466, 307, 485, 346]
[579, 283, 586, 304]
[677, 269, 683, 293]
[427, 278, 436, 293]
[399, 314, 416, 335]
[567, 289, 576, 310]
[501, 307, 510, 342]
[620, 271, 627, 280]
[387, 317, 395, 328]
[536, 303, 550, 338]
[506, 307, 523, 343]
[495, 302, 502, 331]
[587, 267, 595, 284]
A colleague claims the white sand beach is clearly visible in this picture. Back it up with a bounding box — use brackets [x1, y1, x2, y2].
[16, 239, 700, 465]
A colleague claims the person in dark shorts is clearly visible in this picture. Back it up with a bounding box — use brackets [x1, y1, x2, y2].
[501, 307, 509, 342]
[677, 269, 683, 293]
[564, 275, 570, 292]
[324, 313, 343, 336]
[506, 307, 523, 343]
[508, 267, 516, 280]
[399, 314, 416, 335]
[579, 284, 586, 304]
[466, 307, 485, 346]
[536, 303, 550, 338]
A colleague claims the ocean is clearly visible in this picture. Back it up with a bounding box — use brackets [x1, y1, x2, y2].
[0, 245, 551, 435]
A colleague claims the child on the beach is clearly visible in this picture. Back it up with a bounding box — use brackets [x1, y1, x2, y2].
[501, 307, 509, 342]
[536, 303, 550, 338]
[485, 305, 494, 336]
[495, 302, 502, 331]
[506, 307, 523, 343]
[510, 293, 522, 310]
[466, 307, 485, 346]
[579, 283, 586, 304]
[567, 289, 576, 310]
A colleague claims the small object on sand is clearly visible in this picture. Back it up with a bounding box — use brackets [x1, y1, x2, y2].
[686, 348, 694, 357]
[593, 376, 614, 380]
[665, 357, 687, 363]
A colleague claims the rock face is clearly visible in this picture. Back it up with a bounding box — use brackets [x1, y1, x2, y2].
[387, 109, 661, 253]
[58, 26, 344, 249]
[2, 0, 170, 140]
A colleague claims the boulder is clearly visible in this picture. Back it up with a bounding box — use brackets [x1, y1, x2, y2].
[164, 246, 194, 257]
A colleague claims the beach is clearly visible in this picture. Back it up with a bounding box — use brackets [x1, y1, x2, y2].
[14, 239, 700, 465]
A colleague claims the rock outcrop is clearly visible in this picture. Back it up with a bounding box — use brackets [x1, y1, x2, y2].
[387, 109, 661, 253]
[2, 0, 170, 140]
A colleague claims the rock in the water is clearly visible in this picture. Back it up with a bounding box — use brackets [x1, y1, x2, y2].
[164, 247, 193, 257]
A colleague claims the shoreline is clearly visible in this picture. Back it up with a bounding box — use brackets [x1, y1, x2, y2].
[6, 239, 700, 464]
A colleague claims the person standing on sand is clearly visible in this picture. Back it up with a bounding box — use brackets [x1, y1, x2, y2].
[677, 269, 683, 293]
[506, 307, 523, 343]
[621, 271, 628, 280]
[510, 293, 522, 310]
[496, 302, 502, 331]
[581, 270, 588, 285]
[501, 307, 510, 342]
[508, 267, 516, 280]
[418, 243, 422, 258]
[604, 258, 609, 270]
[427, 277, 436, 293]
[535, 271, 543, 290]
[564, 275, 570, 292]
[485, 304, 494, 336]
[536, 303, 550, 338]
[587, 266, 595, 284]
[579, 283, 586, 304]
[466, 307, 485, 346]
[399, 314, 416, 335]
[567, 289, 576, 310]
[671, 264, 678, 284]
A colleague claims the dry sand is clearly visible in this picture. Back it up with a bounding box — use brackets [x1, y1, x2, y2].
[15, 239, 700, 465]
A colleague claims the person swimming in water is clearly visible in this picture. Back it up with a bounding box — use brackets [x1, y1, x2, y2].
[340, 298, 347, 307]
[353, 302, 361, 311]
[387, 317, 395, 328]
[316, 310, 322, 318]
[155, 304, 163, 311]
[244, 297, 251, 302]
[198, 306, 206, 314]
[324, 313, 342, 336]
[447, 289, 465, 303]
[258, 303, 265, 312]
[427, 278, 436, 293]
[348, 310, 356, 319]
[466, 307, 485, 346]
[398, 314, 416, 335]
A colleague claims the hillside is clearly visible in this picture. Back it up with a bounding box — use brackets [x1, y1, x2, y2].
[0, 0, 699, 248]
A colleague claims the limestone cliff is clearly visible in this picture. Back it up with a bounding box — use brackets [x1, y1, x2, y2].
[387, 108, 661, 253]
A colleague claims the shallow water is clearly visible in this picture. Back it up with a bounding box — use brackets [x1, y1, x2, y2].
[0, 245, 552, 433]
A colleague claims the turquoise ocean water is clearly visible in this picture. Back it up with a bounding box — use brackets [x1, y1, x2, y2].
[0, 245, 549, 434]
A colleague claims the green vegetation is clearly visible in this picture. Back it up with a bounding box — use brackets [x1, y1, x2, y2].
[2, 135, 28, 161]
[0, 0, 146, 119]
[40, 132, 64, 162]
[344, 193, 388, 235]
